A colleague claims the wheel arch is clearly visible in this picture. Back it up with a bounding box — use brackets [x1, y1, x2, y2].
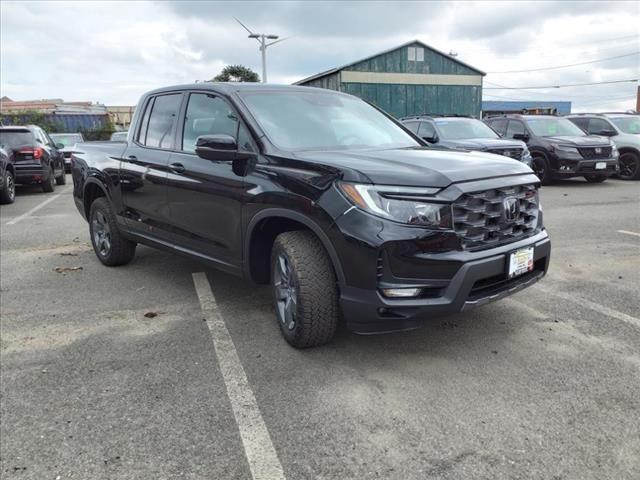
[244, 208, 346, 287]
[83, 179, 109, 219]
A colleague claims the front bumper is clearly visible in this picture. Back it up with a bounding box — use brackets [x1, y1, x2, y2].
[553, 157, 618, 178]
[339, 230, 550, 333]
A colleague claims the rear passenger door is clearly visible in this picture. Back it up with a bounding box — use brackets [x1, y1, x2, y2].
[120, 92, 183, 241]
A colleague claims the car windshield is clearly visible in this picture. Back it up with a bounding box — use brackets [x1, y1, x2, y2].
[609, 116, 640, 134]
[111, 131, 128, 141]
[434, 118, 499, 140]
[50, 133, 83, 146]
[0, 130, 34, 149]
[239, 91, 420, 151]
[525, 117, 586, 137]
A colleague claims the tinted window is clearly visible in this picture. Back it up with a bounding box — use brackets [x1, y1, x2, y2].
[488, 119, 507, 136]
[182, 93, 239, 153]
[237, 124, 255, 153]
[587, 118, 613, 134]
[0, 130, 34, 149]
[418, 121, 437, 139]
[506, 120, 525, 138]
[143, 94, 182, 149]
[403, 122, 419, 134]
[568, 118, 589, 131]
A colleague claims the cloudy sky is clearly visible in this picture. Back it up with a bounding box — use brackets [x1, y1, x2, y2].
[1, 1, 638, 112]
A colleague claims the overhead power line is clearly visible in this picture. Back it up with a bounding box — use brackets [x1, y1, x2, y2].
[487, 51, 640, 74]
[483, 78, 639, 90]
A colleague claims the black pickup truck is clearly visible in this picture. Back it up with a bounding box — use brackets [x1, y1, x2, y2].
[71, 83, 551, 348]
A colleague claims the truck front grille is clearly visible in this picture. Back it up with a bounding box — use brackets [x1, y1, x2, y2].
[487, 148, 523, 160]
[453, 184, 539, 250]
[578, 146, 612, 159]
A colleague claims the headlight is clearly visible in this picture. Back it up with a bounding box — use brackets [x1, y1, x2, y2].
[610, 141, 619, 157]
[339, 182, 452, 228]
[550, 143, 579, 155]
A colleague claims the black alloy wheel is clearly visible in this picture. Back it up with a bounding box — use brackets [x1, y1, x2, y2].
[0, 170, 15, 204]
[92, 210, 112, 258]
[532, 156, 552, 185]
[618, 151, 640, 180]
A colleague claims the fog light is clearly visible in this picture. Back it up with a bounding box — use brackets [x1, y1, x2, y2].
[381, 288, 423, 298]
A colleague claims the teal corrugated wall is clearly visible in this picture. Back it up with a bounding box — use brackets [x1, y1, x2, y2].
[342, 83, 482, 118]
[298, 42, 484, 117]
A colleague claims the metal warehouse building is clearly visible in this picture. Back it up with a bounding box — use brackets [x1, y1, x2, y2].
[295, 40, 485, 118]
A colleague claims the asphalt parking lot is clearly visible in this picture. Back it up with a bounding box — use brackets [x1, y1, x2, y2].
[1, 177, 639, 480]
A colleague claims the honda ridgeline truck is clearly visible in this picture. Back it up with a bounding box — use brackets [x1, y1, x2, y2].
[71, 84, 551, 348]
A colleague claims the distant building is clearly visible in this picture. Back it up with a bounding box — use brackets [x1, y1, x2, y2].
[295, 40, 486, 118]
[482, 100, 572, 118]
[0, 97, 109, 131]
[106, 106, 136, 131]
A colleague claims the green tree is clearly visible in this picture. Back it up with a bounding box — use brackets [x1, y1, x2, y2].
[211, 65, 260, 83]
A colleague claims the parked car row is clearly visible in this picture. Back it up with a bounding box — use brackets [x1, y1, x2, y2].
[0, 127, 129, 204]
[400, 113, 639, 185]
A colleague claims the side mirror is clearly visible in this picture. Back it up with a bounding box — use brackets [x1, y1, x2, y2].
[422, 134, 439, 144]
[512, 133, 529, 142]
[55, 142, 65, 149]
[595, 130, 616, 137]
[195, 134, 237, 161]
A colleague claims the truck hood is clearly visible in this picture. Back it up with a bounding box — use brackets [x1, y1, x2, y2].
[439, 138, 524, 151]
[545, 135, 610, 146]
[295, 147, 533, 187]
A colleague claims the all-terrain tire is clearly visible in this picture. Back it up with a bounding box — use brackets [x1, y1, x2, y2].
[89, 197, 137, 266]
[42, 168, 55, 192]
[271, 230, 339, 348]
[532, 155, 553, 185]
[56, 170, 66, 185]
[0, 169, 15, 204]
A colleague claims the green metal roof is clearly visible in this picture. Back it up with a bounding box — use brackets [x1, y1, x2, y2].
[294, 39, 486, 85]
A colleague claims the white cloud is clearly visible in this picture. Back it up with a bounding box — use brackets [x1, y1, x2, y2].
[1, 0, 638, 111]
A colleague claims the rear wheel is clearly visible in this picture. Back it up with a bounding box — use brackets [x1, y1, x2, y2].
[532, 155, 552, 185]
[42, 168, 55, 192]
[618, 151, 640, 180]
[584, 175, 607, 183]
[271, 230, 338, 348]
[56, 169, 66, 185]
[89, 197, 137, 266]
[0, 169, 15, 204]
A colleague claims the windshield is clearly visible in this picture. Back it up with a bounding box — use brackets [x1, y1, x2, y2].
[239, 91, 420, 151]
[110, 131, 128, 141]
[0, 130, 34, 150]
[434, 118, 499, 140]
[525, 117, 586, 137]
[609, 116, 640, 134]
[50, 133, 83, 146]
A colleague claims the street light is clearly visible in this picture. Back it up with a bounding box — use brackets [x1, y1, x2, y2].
[236, 18, 286, 83]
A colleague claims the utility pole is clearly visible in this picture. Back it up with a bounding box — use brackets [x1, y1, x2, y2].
[235, 18, 286, 83]
[636, 85, 639, 113]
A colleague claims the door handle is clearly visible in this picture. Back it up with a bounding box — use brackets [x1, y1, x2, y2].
[169, 162, 186, 174]
[126, 155, 138, 162]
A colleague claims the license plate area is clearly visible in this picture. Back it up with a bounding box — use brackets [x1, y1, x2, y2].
[595, 161, 606, 170]
[508, 247, 534, 278]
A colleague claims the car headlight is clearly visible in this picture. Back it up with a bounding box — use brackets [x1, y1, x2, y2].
[339, 182, 452, 228]
[610, 141, 619, 157]
[550, 143, 579, 155]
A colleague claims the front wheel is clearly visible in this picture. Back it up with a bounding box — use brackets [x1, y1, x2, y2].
[532, 156, 552, 185]
[271, 231, 339, 348]
[0, 169, 15, 204]
[584, 175, 607, 183]
[618, 151, 640, 180]
[89, 197, 137, 266]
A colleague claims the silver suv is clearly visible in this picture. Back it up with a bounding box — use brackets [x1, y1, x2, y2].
[567, 113, 640, 180]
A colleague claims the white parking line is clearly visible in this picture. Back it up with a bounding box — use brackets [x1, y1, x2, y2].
[192, 272, 286, 480]
[535, 284, 640, 329]
[617, 230, 640, 238]
[5, 187, 72, 225]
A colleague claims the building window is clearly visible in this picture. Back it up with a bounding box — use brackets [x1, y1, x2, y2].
[408, 46, 424, 62]
[408, 47, 416, 61]
[416, 47, 424, 61]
